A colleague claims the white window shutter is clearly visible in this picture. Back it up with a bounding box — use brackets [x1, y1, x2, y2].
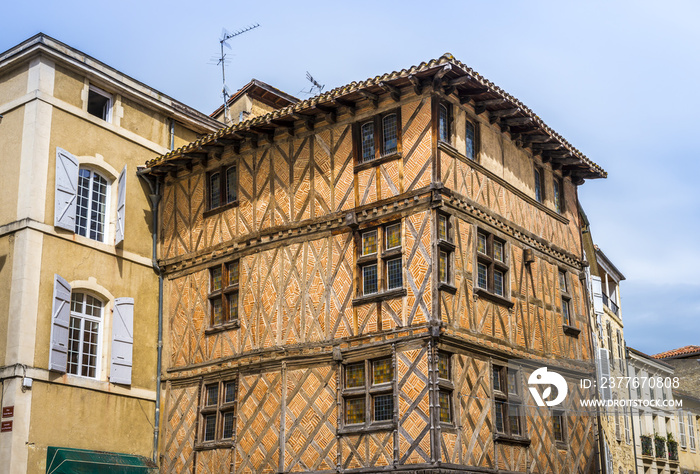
[54, 148, 79, 231]
[591, 275, 604, 315]
[110, 297, 134, 385]
[598, 348, 612, 401]
[115, 165, 126, 245]
[49, 274, 71, 372]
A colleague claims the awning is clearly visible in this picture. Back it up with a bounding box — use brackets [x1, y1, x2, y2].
[46, 447, 157, 474]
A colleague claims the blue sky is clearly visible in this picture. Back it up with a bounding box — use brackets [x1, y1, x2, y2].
[4, 0, 698, 355]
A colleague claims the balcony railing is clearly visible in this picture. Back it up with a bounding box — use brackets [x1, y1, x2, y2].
[602, 294, 619, 316]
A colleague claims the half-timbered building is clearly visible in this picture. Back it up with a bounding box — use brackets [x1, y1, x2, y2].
[145, 54, 606, 473]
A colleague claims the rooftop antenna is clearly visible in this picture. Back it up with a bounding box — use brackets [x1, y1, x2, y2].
[302, 71, 325, 96]
[218, 24, 260, 124]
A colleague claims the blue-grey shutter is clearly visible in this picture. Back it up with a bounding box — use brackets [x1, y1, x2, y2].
[49, 274, 71, 372]
[598, 348, 612, 401]
[110, 297, 134, 385]
[591, 275, 604, 315]
[54, 148, 79, 231]
[115, 165, 126, 245]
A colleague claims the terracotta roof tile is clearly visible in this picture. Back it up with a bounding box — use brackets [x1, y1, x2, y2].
[652, 345, 700, 359]
[148, 53, 606, 179]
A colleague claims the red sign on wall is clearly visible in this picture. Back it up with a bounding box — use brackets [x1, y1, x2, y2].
[2, 406, 13, 418]
[1, 421, 12, 432]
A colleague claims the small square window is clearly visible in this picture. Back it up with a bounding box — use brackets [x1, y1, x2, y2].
[362, 230, 378, 256]
[493, 241, 504, 263]
[373, 394, 393, 421]
[346, 397, 365, 424]
[386, 258, 403, 290]
[346, 363, 365, 388]
[477, 263, 488, 289]
[385, 223, 401, 250]
[362, 264, 378, 295]
[373, 358, 393, 384]
[87, 85, 112, 122]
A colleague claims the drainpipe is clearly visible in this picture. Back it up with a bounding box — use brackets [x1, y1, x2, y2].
[137, 168, 163, 465]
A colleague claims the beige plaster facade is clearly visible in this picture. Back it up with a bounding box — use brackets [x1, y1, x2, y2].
[0, 34, 220, 473]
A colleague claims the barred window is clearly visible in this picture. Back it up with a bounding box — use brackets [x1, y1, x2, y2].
[200, 379, 236, 445]
[493, 365, 523, 436]
[358, 222, 403, 297]
[476, 230, 509, 299]
[209, 260, 239, 327]
[343, 357, 394, 427]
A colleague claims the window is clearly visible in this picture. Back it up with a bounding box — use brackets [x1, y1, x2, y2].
[76, 168, 108, 242]
[342, 357, 394, 427]
[87, 85, 112, 122]
[559, 270, 572, 325]
[209, 260, 239, 327]
[680, 413, 687, 448]
[357, 223, 403, 297]
[606, 322, 615, 370]
[624, 407, 631, 444]
[465, 120, 477, 160]
[437, 214, 455, 287]
[552, 410, 566, 443]
[553, 177, 564, 213]
[437, 352, 454, 424]
[438, 103, 450, 143]
[689, 414, 696, 451]
[208, 165, 237, 210]
[200, 379, 236, 444]
[534, 165, 545, 203]
[67, 292, 103, 378]
[493, 365, 523, 437]
[355, 110, 401, 164]
[476, 230, 508, 298]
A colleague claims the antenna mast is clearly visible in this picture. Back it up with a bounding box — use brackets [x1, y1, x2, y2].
[219, 23, 260, 124]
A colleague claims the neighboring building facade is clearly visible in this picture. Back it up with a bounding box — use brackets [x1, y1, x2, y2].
[0, 34, 220, 473]
[581, 224, 636, 474]
[628, 348, 681, 474]
[147, 54, 606, 473]
[654, 346, 700, 474]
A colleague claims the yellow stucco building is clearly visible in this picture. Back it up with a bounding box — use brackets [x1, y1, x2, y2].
[0, 34, 220, 473]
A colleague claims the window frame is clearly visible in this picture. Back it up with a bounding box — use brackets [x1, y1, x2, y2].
[355, 222, 404, 302]
[198, 379, 237, 448]
[67, 291, 104, 379]
[492, 364, 525, 438]
[553, 176, 564, 214]
[437, 101, 452, 144]
[208, 260, 240, 329]
[437, 213, 456, 293]
[465, 118, 478, 161]
[437, 352, 455, 426]
[87, 84, 113, 122]
[475, 229, 509, 301]
[75, 167, 110, 243]
[559, 269, 573, 326]
[552, 409, 567, 444]
[341, 356, 395, 431]
[354, 108, 402, 167]
[534, 165, 545, 203]
[206, 164, 238, 212]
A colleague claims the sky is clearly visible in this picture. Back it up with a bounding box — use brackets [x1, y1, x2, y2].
[3, 0, 698, 356]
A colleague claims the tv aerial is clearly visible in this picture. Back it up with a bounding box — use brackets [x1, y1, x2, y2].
[301, 71, 325, 96]
[218, 23, 260, 124]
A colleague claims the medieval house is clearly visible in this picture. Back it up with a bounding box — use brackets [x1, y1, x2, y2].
[145, 54, 607, 473]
